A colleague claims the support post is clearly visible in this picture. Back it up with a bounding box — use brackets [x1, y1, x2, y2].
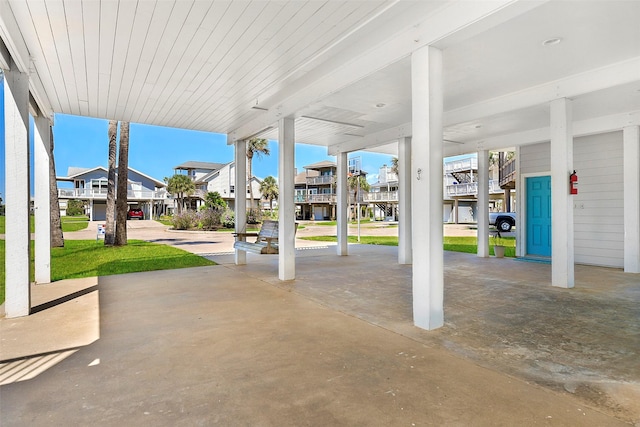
[234, 138, 247, 265]
[4, 60, 31, 317]
[336, 151, 349, 255]
[623, 125, 640, 273]
[550, 98, 574, 288]
[278, 117, 296, 280]
[398, 137, 412, 264]
[411, 45, 444, 330]
[34, 116, 52, 284]
[477, 149, 489, 257]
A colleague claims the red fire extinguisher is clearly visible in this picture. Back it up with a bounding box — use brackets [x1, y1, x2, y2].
[570, 170, 578, 195]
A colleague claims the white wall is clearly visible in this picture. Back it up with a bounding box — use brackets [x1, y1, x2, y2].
[520, 142, 550, 175]
[573, 132, 624, 268]
[519, 132, 624, 268]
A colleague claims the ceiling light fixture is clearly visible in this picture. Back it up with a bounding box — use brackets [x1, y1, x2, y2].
[542, 37, 562, 47]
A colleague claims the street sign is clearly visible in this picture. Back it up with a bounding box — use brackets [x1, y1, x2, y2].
[97, 223, 106, 240]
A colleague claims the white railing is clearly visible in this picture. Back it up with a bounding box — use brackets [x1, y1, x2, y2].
[58, 188, 168, 200]
[306, 175, 334, 185]
[362, 191, 398, 202]
[445, 180, 502, 197]
[444, 157, 478, 173]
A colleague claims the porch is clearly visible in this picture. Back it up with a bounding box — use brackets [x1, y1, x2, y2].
[1, 245, 638, 424]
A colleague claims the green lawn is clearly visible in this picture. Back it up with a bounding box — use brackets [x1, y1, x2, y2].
[300, 235, 516, 257]
[0, 239, 215, 305]
[0, 215, 89, 233]
[61, 216, 89, 232]
[314, 219, 373, 226]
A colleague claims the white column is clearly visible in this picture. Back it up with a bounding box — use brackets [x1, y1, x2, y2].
[234, 138, 247, 265]
[623, 125, 640, 273]
[278, 117, 296, 280]
[514, 146, 525, 257]
[34, 117, 52, 284]
[398, 137, 412, 264]
[411, 45, 444, 330]
[4, 61, 31, 317]
[477, 149, 489, 257]
[550, 98, 574, 288]
[336, 151, 349, 255]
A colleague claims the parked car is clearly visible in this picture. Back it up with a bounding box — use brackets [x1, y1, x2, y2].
[127, 208, 144, 220]
[489, 212, 516, 232]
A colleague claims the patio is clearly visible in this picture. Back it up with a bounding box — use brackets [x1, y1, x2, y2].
[1, 245, 638, 425]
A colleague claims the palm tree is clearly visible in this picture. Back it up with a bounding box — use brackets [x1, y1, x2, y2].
[165, 174, 195, 214]
[105, 120, 118, 245]
[259, 176, 278, 212]
[115, 121, 130, 246]
[246, 138, 270, 211]
[348, 174, 370, 220]
[390, 157, 399, 175]
[49, 128, 64, 247]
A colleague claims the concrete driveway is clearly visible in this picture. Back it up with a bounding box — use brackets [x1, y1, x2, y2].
[3, 220, 635, 424]
[2, 250, 636, 425]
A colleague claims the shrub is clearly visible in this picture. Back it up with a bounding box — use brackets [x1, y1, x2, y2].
[67, 199, 85, 216]
[172, 210, 198, 230]
[199, 207, 223, 230]
[247, 208, 262, 224]
[221, 208, 235, 228]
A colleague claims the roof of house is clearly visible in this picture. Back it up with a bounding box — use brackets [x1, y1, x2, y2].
[174, 161, 226, 171]
[295, 169, 319, 185]
[199, 161, 233, 182]
[303, 160, 336, 170]
[63, 166, 166, 187]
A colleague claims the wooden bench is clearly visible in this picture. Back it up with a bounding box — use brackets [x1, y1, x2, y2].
[233, 220, 281, 254]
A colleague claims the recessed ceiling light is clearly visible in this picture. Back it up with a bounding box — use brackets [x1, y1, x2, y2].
[375, 103, 386, 108]
[542, 37, 562, 47]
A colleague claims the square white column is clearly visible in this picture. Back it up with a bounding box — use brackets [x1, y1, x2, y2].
[278, 117, 296, 280]
[336, 151, 349, 255]
[34, 116, 52, 284]
[411, 45, 444, 330]
[398, 137, 412, 264]
[234, 138, 247, 265]
[550, 98, 574, 288]
[623, 125, 640, 273]
[4, 61, 31, 318]
[476, 149, 489, 257]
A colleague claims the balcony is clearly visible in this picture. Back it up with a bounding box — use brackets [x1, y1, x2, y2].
[362, 191, 398, 203]
[499, 157, 516, 188]
[295, 194, 337, 203]
[58, 188, 168, 200]
[306, 175, 334, 185]
[444, 157, 478, 173]
[445, 180, 503, 197]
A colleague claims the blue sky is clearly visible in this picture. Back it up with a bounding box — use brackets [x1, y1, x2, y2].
[49, 114, 394, 187]
[1, 73, 395, 197]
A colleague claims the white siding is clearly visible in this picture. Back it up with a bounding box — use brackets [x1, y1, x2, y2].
[573, 132, 624, 268]
[519, 134, 624, 268]
[520, 142, 550, 175]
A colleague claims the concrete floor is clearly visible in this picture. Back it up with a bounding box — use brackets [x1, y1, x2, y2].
[1, 243, 638, 425]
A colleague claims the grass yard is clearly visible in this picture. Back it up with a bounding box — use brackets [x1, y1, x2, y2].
[300, 235, 516, 257]
[314, 219, 373, 226]
[0, 239, 214, 305]
[0, 215, 89, 233]
[61, 216, 89, 232]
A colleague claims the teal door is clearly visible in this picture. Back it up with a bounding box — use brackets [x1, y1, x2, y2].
[526, 176, 551, 256]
